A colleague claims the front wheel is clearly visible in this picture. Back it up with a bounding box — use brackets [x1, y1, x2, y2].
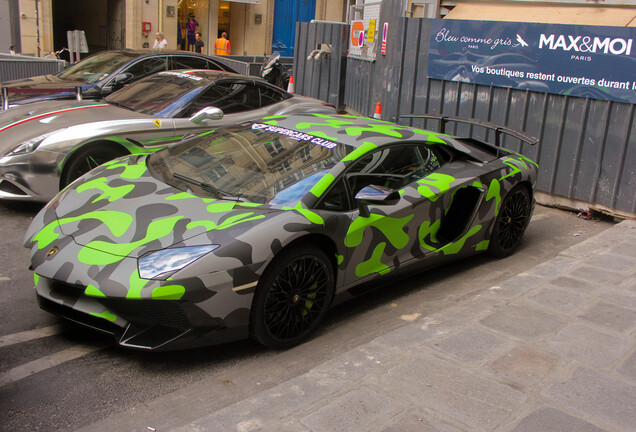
[250, 244, 334, 349]
[488, 185, 532, 258]
[61, 145, 127, 187]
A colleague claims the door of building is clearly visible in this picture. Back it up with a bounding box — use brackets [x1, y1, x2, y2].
[107, 0, 125, 50]
[272, 0, 315, 57]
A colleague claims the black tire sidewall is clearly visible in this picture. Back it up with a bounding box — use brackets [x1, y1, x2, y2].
[488, 185, 531, 258]
[250, 243, 334, 349]
[62, 145, 126, 187]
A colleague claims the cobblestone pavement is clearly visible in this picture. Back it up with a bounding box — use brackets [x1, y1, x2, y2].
[170, 220, 636, 432]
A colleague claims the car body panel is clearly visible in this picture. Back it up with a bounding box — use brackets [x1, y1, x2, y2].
[24, 114, 538, 350]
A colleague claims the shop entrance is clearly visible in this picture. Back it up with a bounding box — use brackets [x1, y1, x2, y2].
[177, 0, 214, 51]
[52, 0, 122, 58]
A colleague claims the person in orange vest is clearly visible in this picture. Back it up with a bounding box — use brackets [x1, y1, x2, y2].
[215, 32, 230, 55]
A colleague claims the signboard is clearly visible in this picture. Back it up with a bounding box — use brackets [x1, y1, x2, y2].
[350, 21, 365, 57]
[348, 2, 381, 61]
[381, 22, 388, 55]
[428, 19, 636, 104]
[367, 19, 377, 43]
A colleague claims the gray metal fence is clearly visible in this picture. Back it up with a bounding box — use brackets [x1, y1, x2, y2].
[0, 54, 66, 82]
[294, 16, 635, 217]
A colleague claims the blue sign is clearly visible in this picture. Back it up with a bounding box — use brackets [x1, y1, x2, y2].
[428, 19, 636, 104]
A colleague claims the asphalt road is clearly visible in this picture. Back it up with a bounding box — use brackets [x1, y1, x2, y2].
[0, 200, 616, 431]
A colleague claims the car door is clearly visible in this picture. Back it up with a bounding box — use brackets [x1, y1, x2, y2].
[322, 143, 486, 287]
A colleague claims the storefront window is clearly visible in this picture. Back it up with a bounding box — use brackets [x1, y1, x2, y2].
[177, 0, 210, 51]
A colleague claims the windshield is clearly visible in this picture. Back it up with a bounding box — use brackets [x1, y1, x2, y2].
[57, 51, 138, 84]
[104, 72, 209, 116]
[148, 122, 352, 206]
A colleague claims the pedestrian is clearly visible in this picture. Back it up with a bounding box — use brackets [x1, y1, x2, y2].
[194, 32, 204, 54]
[186, 14, 199, 51]
[153, 32, 168, 50]
[9, 45, 16, 54]
[215, 32, 230, 55]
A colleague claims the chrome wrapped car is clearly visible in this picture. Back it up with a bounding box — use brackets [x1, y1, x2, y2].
[0, 70, 335, 202]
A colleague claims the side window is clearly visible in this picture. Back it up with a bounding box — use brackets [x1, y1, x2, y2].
[258, 84, 286, 107]
[315, 178, 350, 211]
[180, 84, 233, 117]
[206, 60, 224, 71]
[209, 82, 261, 114]
[316, 144, 444, 212]
[345, 145, 443, 196]
[180, 82, 261, 117]
[172, 56, 209, 70]
[123, 57, 167, 81]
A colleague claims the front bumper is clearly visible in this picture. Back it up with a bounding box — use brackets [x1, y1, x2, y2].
[35, 274, 251, 351]
[0, 149, 63, 202]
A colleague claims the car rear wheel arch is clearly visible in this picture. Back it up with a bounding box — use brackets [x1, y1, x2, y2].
[60, 141, 130, 188]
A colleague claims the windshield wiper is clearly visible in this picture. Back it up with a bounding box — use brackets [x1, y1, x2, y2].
[172, 172, 244, 201]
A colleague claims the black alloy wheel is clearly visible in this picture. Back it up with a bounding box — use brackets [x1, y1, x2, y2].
[488, 185, 532, 258]
[251, 244, 334, 349]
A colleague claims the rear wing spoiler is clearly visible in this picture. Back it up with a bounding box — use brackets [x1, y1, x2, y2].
[1, 86, 84, 110]
[398, 114, 539, 147]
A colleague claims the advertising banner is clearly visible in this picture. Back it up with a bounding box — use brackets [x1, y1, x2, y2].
[428, 19, 636, 104]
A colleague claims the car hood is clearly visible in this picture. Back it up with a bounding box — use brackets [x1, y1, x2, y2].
[2, 74, 97, 104]
[0, 100, 150, 154]
[29, 155, 278, 260]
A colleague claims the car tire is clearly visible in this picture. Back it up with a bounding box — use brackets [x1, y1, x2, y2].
[61, 145, 127, 187]
[488, 185, 532, 258]
[250, 244, 334, 349]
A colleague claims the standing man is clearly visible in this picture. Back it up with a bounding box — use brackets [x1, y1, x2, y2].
[194, 32, 204, 54]
[215, 32, 230, 55]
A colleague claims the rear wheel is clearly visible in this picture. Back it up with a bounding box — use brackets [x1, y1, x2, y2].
[250, 244, 334, 349]
[61, 145, 127, 187]
[488, 185, 532, 258]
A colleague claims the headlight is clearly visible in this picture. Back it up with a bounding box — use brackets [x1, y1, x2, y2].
[138, 245, 219, 280]
[7, 131, 59, 156]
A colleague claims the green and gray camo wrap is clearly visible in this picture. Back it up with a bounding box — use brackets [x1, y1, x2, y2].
[24, 114, 537, 350]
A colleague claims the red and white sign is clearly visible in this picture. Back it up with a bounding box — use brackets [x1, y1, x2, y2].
[381, 22, 388, 55]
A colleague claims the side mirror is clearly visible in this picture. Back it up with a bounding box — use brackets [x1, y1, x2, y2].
[354, 184, 400, 217]
[113, 72, 134, 85]
[190, 107, 224, 125]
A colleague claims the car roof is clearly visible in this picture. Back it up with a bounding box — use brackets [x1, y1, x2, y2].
[255, 114, 450, 149]
[152, 69, 289, 91]
[82, 49, 236, 72]
[101, 49, 224, 58]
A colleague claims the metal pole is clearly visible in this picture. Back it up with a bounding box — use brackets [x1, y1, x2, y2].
[2, 87, 8, 110]
[68, 31, 75, 64]
[35, 0, 40, 57]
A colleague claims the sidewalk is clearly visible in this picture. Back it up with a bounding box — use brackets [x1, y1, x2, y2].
[175, 219, 636, 432]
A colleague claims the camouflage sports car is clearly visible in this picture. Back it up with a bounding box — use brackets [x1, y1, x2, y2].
[24, 114, 538, 351]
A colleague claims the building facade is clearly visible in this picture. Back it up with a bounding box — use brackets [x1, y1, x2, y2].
[9, 0, 348, 58]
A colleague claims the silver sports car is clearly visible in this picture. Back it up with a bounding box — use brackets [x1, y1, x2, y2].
[0, 70, 335, 202]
